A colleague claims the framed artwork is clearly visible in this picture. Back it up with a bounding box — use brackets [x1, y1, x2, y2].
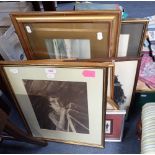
[105, 110, 126, 142]
[118, 19, 148, 57]
[113, 58, 140, 115]
[0, 60, 112, 147]
[10, 11, 121, 59]
[105, 119, 113, 135]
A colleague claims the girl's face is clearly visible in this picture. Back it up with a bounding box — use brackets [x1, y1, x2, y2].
[49, 97, 61, 114]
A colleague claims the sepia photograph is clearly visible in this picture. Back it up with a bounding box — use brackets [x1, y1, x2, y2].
[23, 80, 89, 134]
[1, 61, 108, 147]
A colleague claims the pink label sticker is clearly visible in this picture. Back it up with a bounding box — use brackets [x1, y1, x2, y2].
[82, 70, 96, 77]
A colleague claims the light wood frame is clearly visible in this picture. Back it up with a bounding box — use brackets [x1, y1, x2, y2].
[0, 59, 113, 148]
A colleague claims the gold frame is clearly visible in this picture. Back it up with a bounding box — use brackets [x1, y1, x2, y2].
[10, 11, 121, 59]
[0, 59, 113, 148]
[119, 19, 148, 56]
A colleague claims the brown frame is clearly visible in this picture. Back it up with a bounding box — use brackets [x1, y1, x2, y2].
[105, 110, 126, 142]
[118, 19, 148, 57]
[10, 11, 121, 59]
[108, 57, 141, 115]
[0, 59, 113, 148]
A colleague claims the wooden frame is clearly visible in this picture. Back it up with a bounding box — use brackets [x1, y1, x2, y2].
[105, 110, 126, 142]
[118, 19, 148, 57]
[0, 59, 113, 148]
[113, 58, 140, 115]
[10, 11, 121, 59]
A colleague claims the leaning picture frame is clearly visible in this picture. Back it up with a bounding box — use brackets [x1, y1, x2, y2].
[105, 110, 126, 142]
[10, 11, 121, 59]
[0, 60, 113, 147]
[113, 58, 140, 115]
[118, 19, 148, 57]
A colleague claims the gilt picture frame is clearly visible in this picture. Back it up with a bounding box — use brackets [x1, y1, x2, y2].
[118, 19, 148, 57]
[10, 11, 121, 60]
[0, 60, 113, 147]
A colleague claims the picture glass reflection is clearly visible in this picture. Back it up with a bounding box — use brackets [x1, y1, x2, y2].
[45, 39, 91, 59]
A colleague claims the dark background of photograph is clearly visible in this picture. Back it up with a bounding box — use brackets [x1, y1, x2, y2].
[23, 80, 89, 134]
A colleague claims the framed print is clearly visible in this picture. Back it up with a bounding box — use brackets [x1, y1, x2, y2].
[105, 119, 113, 135]
[107, 58, 139, 112]
[118, 19, 148, 57]
[105, 110, 126, 142]
[113, 58, 140, 115]
[0, 60, 112, 147]
[10, 11, 121, 59]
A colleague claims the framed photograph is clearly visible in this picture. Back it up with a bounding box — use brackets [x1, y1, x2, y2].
[113, 58, 140, 115]
[0, 60, 112, 147]
[10, 11, 121, 59]
[118, 19, 148, 57]
[105, 110, 126, 142]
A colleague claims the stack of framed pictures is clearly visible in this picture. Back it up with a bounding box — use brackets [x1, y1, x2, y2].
[99, 57, 140, 142]
[2, 10, 147, 145]
[73, 2, 148, 57]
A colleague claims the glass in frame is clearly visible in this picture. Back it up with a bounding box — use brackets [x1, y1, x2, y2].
[118, 19, 148, 57]
[0, 60, 112, 147]
[10, 11, 121, 59]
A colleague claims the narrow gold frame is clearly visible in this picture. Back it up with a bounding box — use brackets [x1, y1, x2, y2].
[121, 19, 148, 56]
[0, 59, 113, 148]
